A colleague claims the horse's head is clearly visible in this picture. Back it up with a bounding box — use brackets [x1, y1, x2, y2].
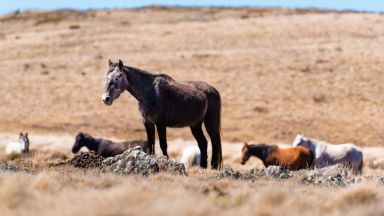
[72, 132, 86, 153]
[240, 143, 251, 165]
[102, 59, 129, 106]
[293, 134, 311, 148]
[19, 132, 29, 154]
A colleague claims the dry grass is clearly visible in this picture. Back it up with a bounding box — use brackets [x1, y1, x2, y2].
[1, 6, 384, 215]
[0, 134, 384, 215]
[1, 155, 384, 216]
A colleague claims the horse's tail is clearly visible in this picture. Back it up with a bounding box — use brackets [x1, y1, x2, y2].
[357, 155, 363, 175]
[204, 87, 223, 170]
[358, 159, 363, 174]
[216, 96, 223, 170]
[308, 148, 315, 169]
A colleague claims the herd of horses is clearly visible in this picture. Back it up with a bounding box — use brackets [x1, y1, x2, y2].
[5, 59, 365, 174]
[241, 134, 363, 174]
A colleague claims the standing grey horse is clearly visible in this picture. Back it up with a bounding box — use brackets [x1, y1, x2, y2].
[102, 59, 223, 169]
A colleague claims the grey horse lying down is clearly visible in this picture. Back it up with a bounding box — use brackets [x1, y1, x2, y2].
[72, 132, 148, 157]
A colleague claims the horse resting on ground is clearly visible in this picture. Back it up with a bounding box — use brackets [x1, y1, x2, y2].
[240, 143, 313, 170]
[6, 132, 30, 155]
[180, 145, 201, 169]
[72, 132, 148, 158]
[101, 59, 223, 169]
[293, 134, 363, 174]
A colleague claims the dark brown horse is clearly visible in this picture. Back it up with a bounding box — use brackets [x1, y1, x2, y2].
[72, 132, 148, 158]
[102, 60, 223, 169]
[240, 143, 313, 170]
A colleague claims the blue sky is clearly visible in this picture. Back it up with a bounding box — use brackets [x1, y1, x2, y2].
[1, 0, 384, 15]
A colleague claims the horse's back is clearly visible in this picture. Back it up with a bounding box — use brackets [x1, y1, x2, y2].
[5, 142, 23, 155]
[186, 81, 220, 96]
[325, 143, 362, 159]
[343, 144, 363, 163]
[122, 140, 149, 153]
[156, 78, 207, 100]
[97, 140, 125, 157]
[332, 144, 363, 173]
[155, 78, 214, 126]
[181, 145, 201, 169]
[274, 146, 313, 170]
[316, 142, 363, 171]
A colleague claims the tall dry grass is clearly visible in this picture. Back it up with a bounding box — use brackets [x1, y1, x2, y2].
[0, 134, 383, 215]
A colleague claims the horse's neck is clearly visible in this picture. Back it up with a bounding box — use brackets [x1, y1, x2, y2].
[124, 66, 156, 105]
[22, 140, 29, 152]
[308, 138, 326, 157]
[249, 146, 268, 161]
[84, 137, 100, 152]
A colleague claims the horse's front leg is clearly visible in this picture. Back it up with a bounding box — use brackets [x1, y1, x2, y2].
[144, 121, 155, 154]
[156, 124, 168, 157]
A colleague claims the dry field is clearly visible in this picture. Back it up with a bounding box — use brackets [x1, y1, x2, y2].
[0, 7, 384, 215]
[1, 133, 384, 216]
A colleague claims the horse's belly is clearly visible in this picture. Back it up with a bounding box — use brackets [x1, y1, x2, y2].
[166, 115, 203, 127]
[164, 98, 207, 127]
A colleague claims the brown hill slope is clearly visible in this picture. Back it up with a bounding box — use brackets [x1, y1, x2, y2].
[0, 7, 383, 145]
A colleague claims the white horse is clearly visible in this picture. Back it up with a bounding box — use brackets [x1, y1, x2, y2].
[6, 133, 30, 155]
[293, 134, 363, 174]
[180, 146, 201, 169]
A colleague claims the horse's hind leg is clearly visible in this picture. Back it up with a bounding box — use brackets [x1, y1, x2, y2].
[204, 117, 222, 170]
[190, 123, 208, 168]
[144, 121, 155, 154]
[156, 124, 168, 157]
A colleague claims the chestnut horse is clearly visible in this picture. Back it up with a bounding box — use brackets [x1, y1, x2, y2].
[240, 143, 313, 170]
[102, 60, 222, 169]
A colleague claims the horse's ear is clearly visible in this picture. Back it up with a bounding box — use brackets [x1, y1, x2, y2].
[243, 143, 249, 150]
[25, 133, 28, 137]
[118, 59, 124, 70]
[108, 59, 113, 67]
[20, 132, 23, 137]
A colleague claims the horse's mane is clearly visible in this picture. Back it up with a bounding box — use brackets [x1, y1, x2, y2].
[305, 136, 330, 147]
[248, 144, 278, 150]
[120, 64, 175, 83]
[156, 73, 175, 82]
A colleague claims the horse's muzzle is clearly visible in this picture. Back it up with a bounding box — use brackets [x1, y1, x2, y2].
[102, 95, 112, 106]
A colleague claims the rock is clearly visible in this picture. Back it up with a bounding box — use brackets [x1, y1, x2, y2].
[217, 166, 243, 179]
[302, 172, 346, 187]
[300, 164, 364, 187]
[101, 146, 185, 176]
[347, 176, 365, 185]
[217, 166, 292, 180]
[317, 164, 350, 178]
[243, 168, 265, 179]
[374, 176, 384, 185]
[69, 151, 104, 169]
[261, 166, 292, 179]
[0, 163, 27, 172]
[155, 155, 186, 175]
